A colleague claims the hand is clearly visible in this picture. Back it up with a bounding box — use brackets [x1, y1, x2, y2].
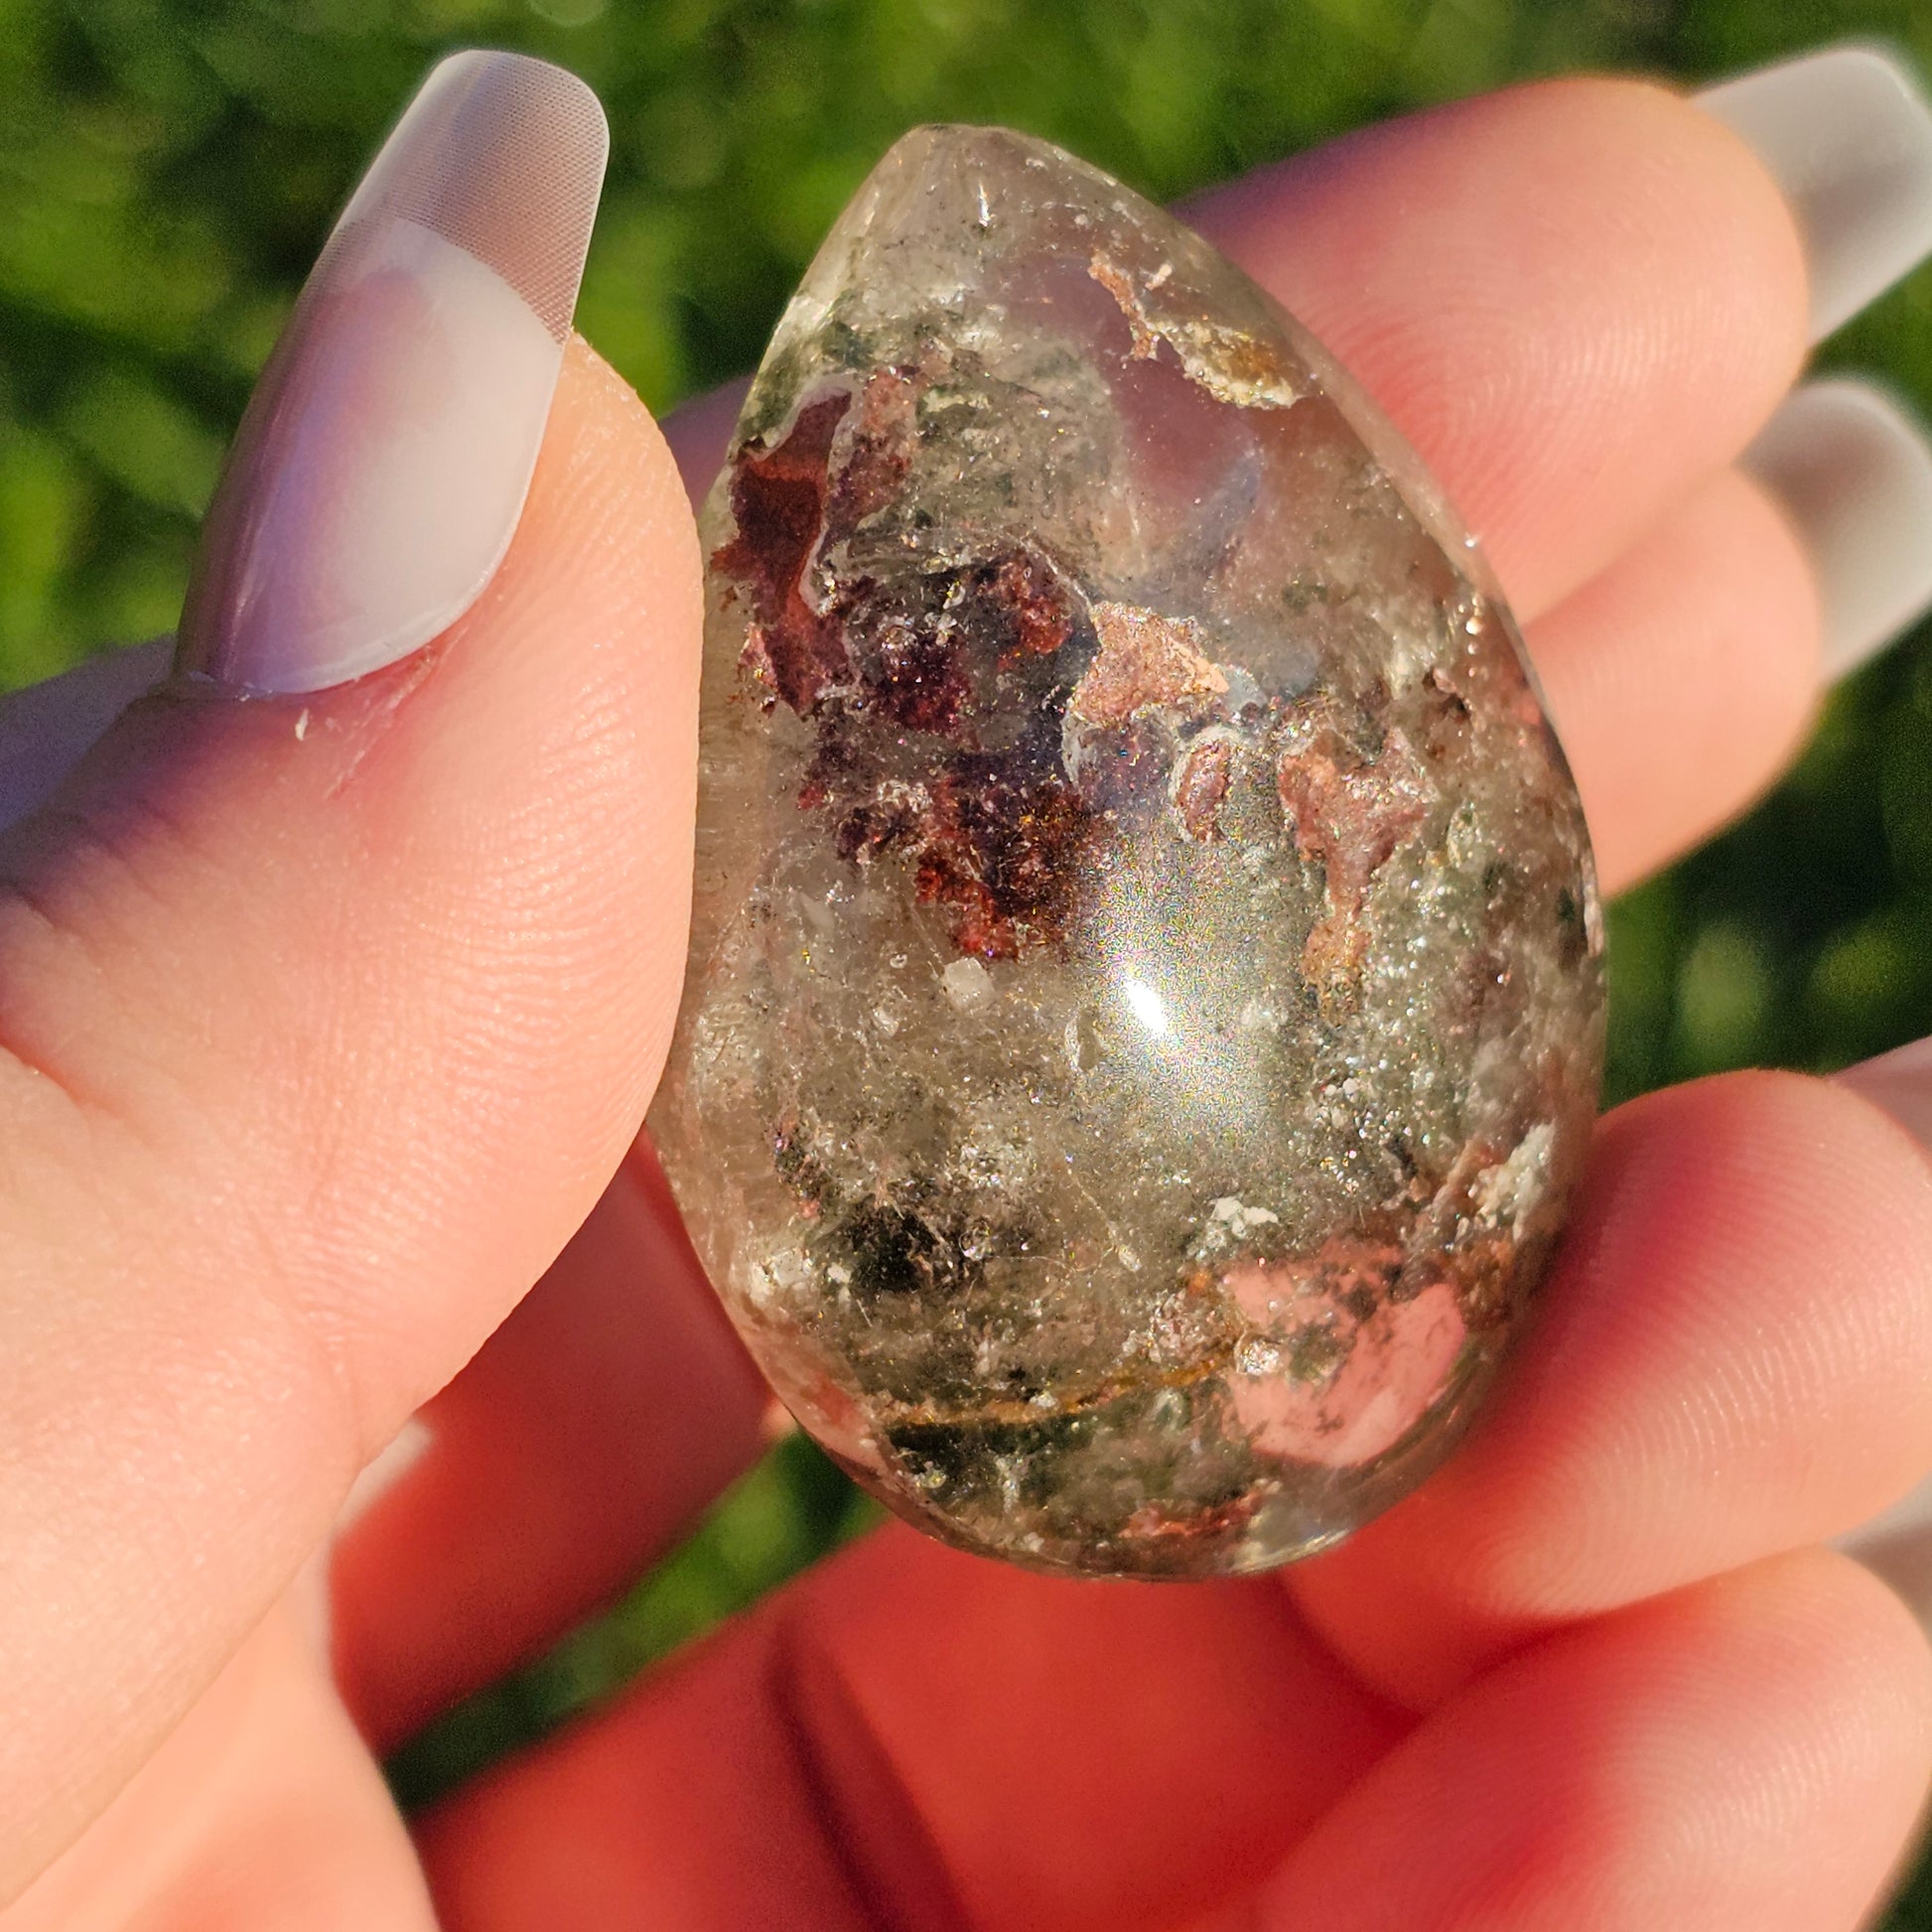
[6, 44, 1932, 1932]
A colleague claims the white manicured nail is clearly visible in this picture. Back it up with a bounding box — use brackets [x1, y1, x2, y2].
[177, 51, 608, 694]
[335, 1415, 437, 1532]
[1837, 1033, 1932, 1146]
[1837, 1039, 1932, 1625]
[1699, 44, 1932, 343]
[1742, 378, 1932, 678]
[1835, 1470, 1932, 1628]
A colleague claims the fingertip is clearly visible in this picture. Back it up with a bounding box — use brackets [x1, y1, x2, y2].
[1291, 1070, 1932, 1710]
[1191, 72, 1809, 618]
[1529, 464, 1822, 894]
[558, 336, 705, 565]
[1262, 1552, 1932, 1932]
[1479, 1071, 1932, 1602]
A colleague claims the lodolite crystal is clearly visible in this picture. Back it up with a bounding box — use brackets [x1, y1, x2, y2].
[649, 125, 1605, 1578]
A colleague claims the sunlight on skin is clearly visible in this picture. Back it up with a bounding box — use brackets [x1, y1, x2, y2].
[6, 61, 1932, 1932]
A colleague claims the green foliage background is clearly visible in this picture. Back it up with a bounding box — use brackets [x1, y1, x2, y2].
[7, 0, 1932, 1917]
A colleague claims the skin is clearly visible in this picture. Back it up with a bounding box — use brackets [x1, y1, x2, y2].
[0, 74, 1927, 1931]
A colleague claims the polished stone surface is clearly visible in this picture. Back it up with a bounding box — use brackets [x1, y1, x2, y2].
[650, 125, 1604, 1577]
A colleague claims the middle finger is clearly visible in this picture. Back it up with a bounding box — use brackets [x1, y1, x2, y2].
[1188, 73, 1807, 621]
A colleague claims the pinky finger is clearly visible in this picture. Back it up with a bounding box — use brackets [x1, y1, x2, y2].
[1249, 1550, 1932, 1932]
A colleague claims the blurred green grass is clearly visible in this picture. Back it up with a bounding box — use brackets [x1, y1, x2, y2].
[8, 0, 1932, 1918]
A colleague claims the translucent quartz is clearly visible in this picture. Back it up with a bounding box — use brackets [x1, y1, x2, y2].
[650, 126, 1604, 1578]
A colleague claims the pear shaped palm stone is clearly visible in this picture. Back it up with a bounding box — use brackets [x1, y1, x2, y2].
[650, 126, 1604, 1578]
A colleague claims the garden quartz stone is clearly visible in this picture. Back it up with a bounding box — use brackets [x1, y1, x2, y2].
[648, 124, 1605, 1579]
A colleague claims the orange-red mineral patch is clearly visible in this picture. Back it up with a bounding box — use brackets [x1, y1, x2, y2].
[1225, 1238, 1466, 1468]
[1277, 723, 1431, 991]
[1070, 601, 1229, 728]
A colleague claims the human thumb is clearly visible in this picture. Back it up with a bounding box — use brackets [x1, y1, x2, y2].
[0, 52, 700, 1895]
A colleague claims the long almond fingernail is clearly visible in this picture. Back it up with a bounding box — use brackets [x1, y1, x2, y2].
[177, 51, 608, 695]
[1836, 1032, 1932, 1147]
[1835, 1037, 1932, 1622]
[1698, 44, 1932, 344]
[1742, 378, 1932, 679]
